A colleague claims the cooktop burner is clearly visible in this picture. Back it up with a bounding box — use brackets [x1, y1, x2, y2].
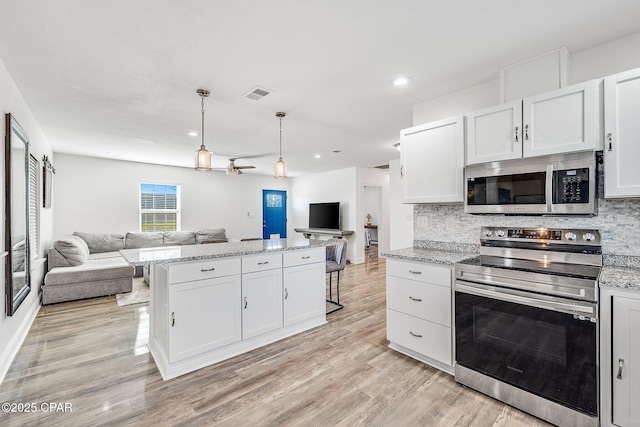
[457, 255, 601, 281]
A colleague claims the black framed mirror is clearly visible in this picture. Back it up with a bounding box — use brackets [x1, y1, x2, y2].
[5, 113, 31, 316]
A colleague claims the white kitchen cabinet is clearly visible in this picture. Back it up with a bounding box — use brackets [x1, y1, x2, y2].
[600, 287, 640, 427]
[242, 261, 283, 340]
[466, 100, 523, 165]
[283, 248, 325, 326]
[604, 67, 640, 198]
[386, 258, 453, 374]
[169, 274, 242, 363]
[400, 116, 465, 204]
[465, 80, 602, 165]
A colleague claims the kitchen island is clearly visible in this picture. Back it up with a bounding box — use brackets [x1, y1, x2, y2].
[120, 239, 327, 380]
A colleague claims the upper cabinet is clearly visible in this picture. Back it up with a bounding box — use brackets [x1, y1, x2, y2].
[604, 67, 640, 199]
[466, 80, 602, 165]
[400, 116, 465, 204]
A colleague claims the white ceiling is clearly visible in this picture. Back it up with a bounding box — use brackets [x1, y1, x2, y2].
[1, 1, 639, 176]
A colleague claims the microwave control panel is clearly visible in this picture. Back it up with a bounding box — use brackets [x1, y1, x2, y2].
[554, 168, 590, 204]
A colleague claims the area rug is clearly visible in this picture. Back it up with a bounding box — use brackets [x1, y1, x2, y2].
[116, 277, 149, 306]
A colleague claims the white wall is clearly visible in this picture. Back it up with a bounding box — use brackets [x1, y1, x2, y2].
[290, 168, 358, 261]
[0, 56, 54, 384]
[388, 159, 413, 250]
[53, 154, 291, 241]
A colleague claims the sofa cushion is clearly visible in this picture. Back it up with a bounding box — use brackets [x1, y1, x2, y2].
[164, 231, 196, 246]
[195, 229, 227, 244]
[44, 257, 134, 286]
[53, 236, 89, 266]
[74, 232, 125, 253]
[125, 232, 165, 249]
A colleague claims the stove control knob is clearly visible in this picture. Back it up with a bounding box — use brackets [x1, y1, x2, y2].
[496, 230, 505, 237]
[583, 232, 596, 242]
[565, 232, 577, 241]
[484, 230, 493, 237]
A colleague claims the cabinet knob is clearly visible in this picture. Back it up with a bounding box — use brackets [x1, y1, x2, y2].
[617, 358, 624, 379]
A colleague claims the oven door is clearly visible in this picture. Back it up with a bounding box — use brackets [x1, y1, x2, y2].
[455, 280, 598, 416]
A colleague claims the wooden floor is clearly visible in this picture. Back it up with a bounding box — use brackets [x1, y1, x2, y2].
[0, 248, 551, 426]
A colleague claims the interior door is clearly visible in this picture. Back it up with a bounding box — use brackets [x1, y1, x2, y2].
[262, 189, 287, 239]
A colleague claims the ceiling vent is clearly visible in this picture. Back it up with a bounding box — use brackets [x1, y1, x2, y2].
[244, 87, 271, 101]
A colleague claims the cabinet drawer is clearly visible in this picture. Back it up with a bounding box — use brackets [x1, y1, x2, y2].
[387, 259, 451, 287]
[387, 309, 452, 366]
[168, 257, 241, 284]
[283, 248, 324, 268]
[387, 276, 451, 326]
[242, 253, 282, 273]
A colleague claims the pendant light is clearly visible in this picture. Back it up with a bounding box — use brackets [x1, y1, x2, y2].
[274, 111, 287, 179]
[194, 88, 212, 171]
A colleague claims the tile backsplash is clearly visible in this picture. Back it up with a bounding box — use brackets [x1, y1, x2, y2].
[413, 197, 640, 256]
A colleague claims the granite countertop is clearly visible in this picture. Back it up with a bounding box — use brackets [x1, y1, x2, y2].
[380, 247, 477, 266]
[599, 265, 640, 292]
[120, 238, 327, 266]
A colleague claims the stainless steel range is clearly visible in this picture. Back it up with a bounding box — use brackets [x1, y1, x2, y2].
[454, 226, 602, 427]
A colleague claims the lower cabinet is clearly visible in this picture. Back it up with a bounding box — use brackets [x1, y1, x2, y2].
[600, 287, 640, 427]
[169, 274, 242, 363]
[386, 258, 453, 374]
[283, 249, 326, 326]
[148, 247, 326, 380]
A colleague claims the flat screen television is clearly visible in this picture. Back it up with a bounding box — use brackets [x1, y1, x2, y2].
[309, 202, 340, 230]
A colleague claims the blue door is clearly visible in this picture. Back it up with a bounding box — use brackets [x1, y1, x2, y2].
[263, 190, 287, 239]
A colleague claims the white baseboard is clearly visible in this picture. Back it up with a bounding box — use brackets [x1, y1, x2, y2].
[0, 299, 40, 385]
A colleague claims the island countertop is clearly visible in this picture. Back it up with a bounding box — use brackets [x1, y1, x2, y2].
[120, 238, 327, 266]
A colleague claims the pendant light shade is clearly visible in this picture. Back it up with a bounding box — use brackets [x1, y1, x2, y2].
[274, 111, 287, 179]
[194, 89, 212, 171]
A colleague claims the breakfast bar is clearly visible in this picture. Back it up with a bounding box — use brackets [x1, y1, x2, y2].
[120, 239, 327, 380]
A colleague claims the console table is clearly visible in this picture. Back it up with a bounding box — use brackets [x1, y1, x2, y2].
[294, 228, 354, 239]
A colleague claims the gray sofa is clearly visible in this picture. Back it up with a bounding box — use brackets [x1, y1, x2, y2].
[43, 229, 227, 305]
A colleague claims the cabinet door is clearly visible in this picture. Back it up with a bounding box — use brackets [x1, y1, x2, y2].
[612, 296, 640, 427]
[466, 100, 523, 165]
[283, 262, 325, 326]
[400, 116, 465, 203]
[242, 269, 283, 339]
[523, 79, 601, 158]
[168, 275, 241, 363]
[604, 68, 640, 198]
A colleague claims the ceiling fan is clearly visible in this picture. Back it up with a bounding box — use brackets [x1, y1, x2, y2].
[212, 158, 256, 175]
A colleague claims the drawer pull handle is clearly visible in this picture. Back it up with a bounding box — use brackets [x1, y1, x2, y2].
[617, 358, 624, 379]
[409, 331, 422, 338]
[258, 261, 269, 265]
[409, 296, 422, 302]
[201, 267, 216, 272]
[302, 256, 311, 259]
[284, 288, 288, 299]
[409, 270, 422, 275]
[171, 312, 175, 327]
[244, 297, 248, 309]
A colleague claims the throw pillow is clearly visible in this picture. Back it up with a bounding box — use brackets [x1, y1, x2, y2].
[195, 229, 227, 244]
[164, 231, 196, 246]
[54, 236, 89, 266]
[125, 232, 165, 249]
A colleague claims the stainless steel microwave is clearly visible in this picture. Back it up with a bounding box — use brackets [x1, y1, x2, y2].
[465, 152, 597, 215]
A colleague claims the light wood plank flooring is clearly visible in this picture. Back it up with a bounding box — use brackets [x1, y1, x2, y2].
[0, 253, 551, 426]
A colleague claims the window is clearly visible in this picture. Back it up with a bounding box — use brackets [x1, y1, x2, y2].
[29, 154, 39, 259]
[139, 183, 180, 232]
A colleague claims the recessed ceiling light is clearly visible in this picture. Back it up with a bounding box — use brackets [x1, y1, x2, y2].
[314, 154, 321, 159]
[392, 76, 411, 86]
[188, 131, 198, 137]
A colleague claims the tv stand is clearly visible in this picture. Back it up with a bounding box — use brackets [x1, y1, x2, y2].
[294, 228, 354, 239]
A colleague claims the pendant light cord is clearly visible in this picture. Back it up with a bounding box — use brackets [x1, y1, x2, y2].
[279, 115, 283, 158]
[201, 95, 206, 150]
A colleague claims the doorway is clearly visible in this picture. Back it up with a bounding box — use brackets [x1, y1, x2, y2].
[363, 185, 381, 260]
[262, 189, 287, 239]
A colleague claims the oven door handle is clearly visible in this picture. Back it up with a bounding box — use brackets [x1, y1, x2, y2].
[455, 280, 596, 318]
